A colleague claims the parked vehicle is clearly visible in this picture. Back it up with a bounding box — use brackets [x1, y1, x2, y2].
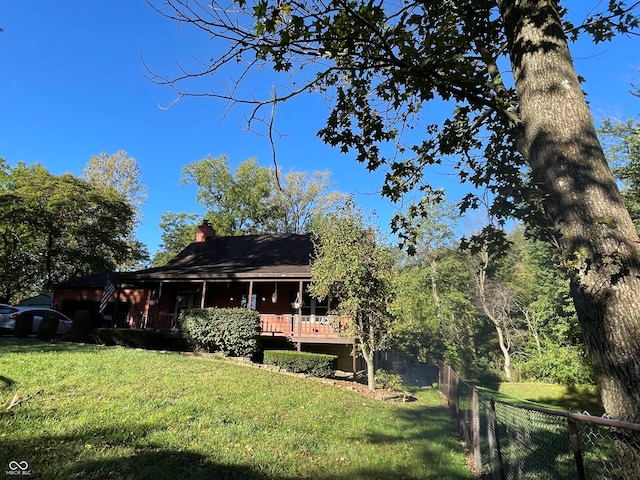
[0, 307, 73, 335]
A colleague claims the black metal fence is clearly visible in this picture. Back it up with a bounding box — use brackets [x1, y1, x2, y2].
[437, 362, 640, 480]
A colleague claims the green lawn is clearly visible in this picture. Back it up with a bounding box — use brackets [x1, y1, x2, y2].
[1, 340, 472, 480]
[480, 381, 603, 415]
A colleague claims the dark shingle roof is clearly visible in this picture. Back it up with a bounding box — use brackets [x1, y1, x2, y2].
[54, 272, 115, 288]
[120, 233, 313, 282]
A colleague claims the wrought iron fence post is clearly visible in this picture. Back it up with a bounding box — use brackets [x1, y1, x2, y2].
[491, 399, 506, 480]
[567, 415, 586, 480]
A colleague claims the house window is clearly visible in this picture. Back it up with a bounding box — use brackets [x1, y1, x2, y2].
[302, 293, 330, 320]
[174, 291, 202, 317]
[240, 293, 258, 310]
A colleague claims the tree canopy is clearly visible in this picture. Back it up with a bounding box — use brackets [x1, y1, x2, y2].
[600, 116, 640, 230]
[0, 161, 145, 302]
[152, 155, 348, 264]
[81, 151, 148, 215]
[82, 151, 150, 270]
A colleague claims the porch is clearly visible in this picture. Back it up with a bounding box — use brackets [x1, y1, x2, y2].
[124, 312, 352, 345]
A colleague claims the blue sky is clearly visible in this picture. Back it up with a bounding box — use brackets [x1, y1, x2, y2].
[1, 1, 638, 256]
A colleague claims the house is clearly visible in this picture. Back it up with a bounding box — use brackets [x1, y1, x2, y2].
[18, 293, 53, 308]
[53, 221, 359, 371]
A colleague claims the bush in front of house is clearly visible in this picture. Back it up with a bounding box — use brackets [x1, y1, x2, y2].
[93, 328, 164, 350]
[37, 311, 59, 341]
[14, 311, 34, 338]
[263, 350, 337, 378]
[68, 310, 91, 342]
[180, 308, 261, 357]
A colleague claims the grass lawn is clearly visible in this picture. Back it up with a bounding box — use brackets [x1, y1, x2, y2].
[1, 340, 472, 480]
[479, 381, 603, 415]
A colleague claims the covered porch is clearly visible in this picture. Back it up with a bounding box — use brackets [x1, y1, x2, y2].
[114, 278, 352, 346]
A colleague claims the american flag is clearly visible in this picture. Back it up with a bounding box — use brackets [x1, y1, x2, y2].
[100, 277, 116, 314]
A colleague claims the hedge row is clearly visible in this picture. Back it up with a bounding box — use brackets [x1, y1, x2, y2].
[180, 307, 261, 357]
[93, 328, 165, 350]
[263, 350, 337, 378]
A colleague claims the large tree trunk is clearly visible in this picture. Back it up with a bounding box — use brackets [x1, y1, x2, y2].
[360, 322, 377, 391]
[499, 0, 640, 423]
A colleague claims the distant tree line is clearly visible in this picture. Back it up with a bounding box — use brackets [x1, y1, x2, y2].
[0, 154, 148, 303]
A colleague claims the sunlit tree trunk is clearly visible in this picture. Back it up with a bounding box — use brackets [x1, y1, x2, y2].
[499, 0, 640, 424]
[477, 249, 514, 382]
[429, 258, 442, 322]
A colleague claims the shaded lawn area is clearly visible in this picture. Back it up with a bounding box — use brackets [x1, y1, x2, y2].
[0, 340, 472, 480]
[480, 382, 604, 416]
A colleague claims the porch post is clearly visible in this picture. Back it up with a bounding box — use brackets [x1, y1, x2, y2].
[248, 280, 254, 310]
[156, 281, 164, 331]
[297, 280, 303, 337]
[296, 280, 303, 352]
[201, 281, 207, 308]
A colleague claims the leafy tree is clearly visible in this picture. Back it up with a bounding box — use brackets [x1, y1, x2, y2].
[268, 169, 349, 233]
[151, 212, 201, 266]
[82, 151, 148, 214]
[181, 155, 273, 235]
[469, 226, 592, 384]
[148, 0, 640, 423]
[391, 248, 478, 364]
[389, 200, 466, 361]
[82, 151, 150, 269]
[152, 156, 349, 264]
[0, 162, 142, 300]
[599, 117, 640, 230]
[309, 203, 395, 390]
[181, 155, 349, 235]
[0, 160, 39, 302]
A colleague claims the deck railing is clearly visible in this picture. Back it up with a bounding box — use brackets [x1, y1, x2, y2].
[124, 312, 349, 339]
[259, 314, 349, 338]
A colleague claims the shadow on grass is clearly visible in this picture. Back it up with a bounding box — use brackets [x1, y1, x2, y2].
[480, 382, 604, 416]
[1, 341, 472, 479]
[61, 451, 283, 480]
[536, 384, 604, 416]
[2, 413, 469, 480]
[346, 403, 473, 480]
[0, 374, 15, 388]
[1, 422, 276, 480]
[0, 337, 100, 354]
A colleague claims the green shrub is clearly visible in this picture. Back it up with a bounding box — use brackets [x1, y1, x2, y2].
[36, 311, 59, 341]
[69, 310, 91, 342]
[94, 328, 164, 350]
[374, 369, 404, 391]
[14, 311, 34, 338]
[180, 308, 260, 357]
[513, 346, 595, 385]
[263, 350, 337, 378]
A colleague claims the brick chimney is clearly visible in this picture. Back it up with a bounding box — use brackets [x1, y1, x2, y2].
[196, 219, 216, 242]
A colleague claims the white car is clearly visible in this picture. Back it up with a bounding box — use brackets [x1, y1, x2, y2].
[0, 307, 73, 336]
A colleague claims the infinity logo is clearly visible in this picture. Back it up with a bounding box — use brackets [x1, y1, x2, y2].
[8, 460, 29, 471]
